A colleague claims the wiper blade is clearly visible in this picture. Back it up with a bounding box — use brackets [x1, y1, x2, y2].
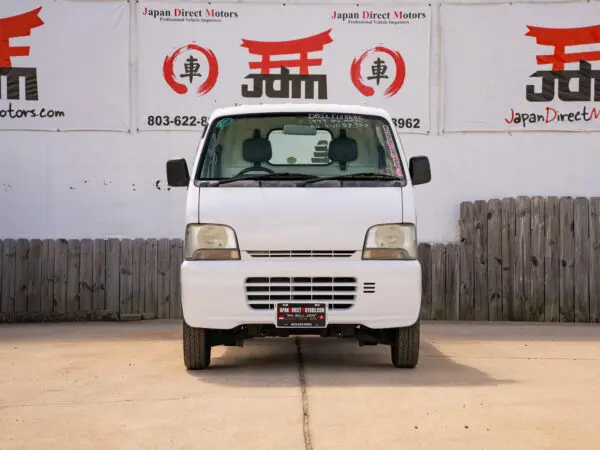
[215, 172, 318, 186]
[298, 172, 403, 186]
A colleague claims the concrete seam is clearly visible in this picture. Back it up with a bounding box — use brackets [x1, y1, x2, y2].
[295, 336, 313, 450]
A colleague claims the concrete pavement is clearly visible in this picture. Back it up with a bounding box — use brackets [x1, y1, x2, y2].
[1, 321, 599, 450]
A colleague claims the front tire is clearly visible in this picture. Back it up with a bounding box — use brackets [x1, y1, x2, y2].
[391, 320, 420, 368]
[183, 320, 211, 370]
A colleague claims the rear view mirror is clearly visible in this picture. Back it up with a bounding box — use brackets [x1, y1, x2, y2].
[409, 156, 431, 186]
[166, 158, 190, 187]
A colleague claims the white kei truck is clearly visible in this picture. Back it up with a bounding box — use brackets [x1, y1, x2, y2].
[166, 103, 431, 370]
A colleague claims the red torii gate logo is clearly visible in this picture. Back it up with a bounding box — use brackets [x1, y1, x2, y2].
[526, 24, 600, 102]
[240, 29, 333, 100]
[0, 7, 44, 101]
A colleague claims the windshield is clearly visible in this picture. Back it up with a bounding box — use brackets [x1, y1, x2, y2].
[195, 113, 406, 183]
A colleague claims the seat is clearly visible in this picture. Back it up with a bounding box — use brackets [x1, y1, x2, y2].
[328, 129, 358, 171]
[237, 129, 275, 176]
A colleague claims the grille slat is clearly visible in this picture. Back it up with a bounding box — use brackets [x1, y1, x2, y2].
[247, 250, 356, 259]
[245, 276, 357, 304]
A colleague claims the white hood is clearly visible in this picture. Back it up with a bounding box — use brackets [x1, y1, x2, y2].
[198, 187, 403, 251]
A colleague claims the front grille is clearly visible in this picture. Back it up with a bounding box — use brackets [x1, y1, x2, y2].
[247, 250, 356, 259]
[245, 277, 357, 305]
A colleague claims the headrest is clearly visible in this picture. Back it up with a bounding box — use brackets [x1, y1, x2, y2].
[328, 129, 358, 164]
[242, 129, 272, 163]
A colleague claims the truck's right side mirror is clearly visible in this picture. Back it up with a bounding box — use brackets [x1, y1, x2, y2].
[166, 158, 190, 187]
[409, 156, 431, 186]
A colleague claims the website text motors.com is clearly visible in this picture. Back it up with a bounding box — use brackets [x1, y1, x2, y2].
[0, 102, 65, 119]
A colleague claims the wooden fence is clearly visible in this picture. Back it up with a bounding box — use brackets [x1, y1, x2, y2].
[419, 196, 600, 323]
[0, 196, 599, 323]
[0, 238, 183, 322]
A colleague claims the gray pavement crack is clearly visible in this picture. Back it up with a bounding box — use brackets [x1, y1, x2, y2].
[295, 337, 313, 450]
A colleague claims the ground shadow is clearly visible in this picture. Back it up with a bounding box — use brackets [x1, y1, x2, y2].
[190, 336, 516, 388]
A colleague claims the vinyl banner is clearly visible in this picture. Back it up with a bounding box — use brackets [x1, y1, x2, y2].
[137, 2, 431, 134]
[0, 0, 130, 131]
[441, 2, 600, 132]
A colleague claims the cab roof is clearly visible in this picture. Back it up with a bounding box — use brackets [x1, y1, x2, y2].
[208, 103, 392, 120]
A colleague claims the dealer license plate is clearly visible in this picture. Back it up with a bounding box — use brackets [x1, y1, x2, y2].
[276, 303, 327, 328]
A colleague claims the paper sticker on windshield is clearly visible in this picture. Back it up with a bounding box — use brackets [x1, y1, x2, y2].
[382, 124, 403, 178]
[216, 117, 233, 128]
[308, 113, 367, 129]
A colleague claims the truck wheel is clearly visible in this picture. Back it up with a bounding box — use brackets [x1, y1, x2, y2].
[391, 320, 420, 368]
[183, 320, 211, 370]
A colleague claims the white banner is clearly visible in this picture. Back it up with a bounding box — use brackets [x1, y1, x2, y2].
[137, 2, 431, 134]
[0, 0, 130, 131]
[441, 2, 600, 132]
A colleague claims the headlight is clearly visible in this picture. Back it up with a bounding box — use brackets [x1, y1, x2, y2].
[362, 224, 417, 260]
[184, 224, 240, 260]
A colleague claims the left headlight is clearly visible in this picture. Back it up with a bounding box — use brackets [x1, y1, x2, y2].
[362, 224, 418, 260]
[184, 224, 240, 260]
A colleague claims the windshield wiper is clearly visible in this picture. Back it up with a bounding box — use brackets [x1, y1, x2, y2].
[298, 172, 404, 186]
[215, 172, 318, 186]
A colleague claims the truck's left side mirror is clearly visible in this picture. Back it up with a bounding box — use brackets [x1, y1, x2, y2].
[166, 158, 190, 187]
[409, 156, 431, 186]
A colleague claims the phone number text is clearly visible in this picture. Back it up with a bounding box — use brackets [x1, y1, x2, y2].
[146, 115, 208, 127]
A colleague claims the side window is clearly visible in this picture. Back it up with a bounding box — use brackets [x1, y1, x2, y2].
[267, 129, 333, 165]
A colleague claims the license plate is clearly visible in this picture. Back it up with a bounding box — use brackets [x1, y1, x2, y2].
[276, 303, 327, 328]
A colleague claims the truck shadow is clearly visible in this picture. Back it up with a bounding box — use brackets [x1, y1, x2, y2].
[191, 336, 516, 388]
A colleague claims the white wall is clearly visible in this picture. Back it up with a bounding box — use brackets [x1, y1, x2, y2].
[1, 0, 599, 242]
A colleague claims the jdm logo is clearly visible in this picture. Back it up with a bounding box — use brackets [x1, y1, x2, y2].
[240, 29, 333, 100]
[525, 24, 600, 102]
[163, 43, 219, 95]
[0, 7, 44, 101]
[350, 46, 406, 98]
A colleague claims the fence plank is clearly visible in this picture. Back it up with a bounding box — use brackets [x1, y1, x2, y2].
[132, 238, 145, 315]
[144, 239, 158, 318]
[1, 239, 15, 313]
[106, 239, 121, 313]
[92, 239, 106, 311]
[590, 198, 600, 323]
[545, 197, 560, 322]
[514, 197, 531, 321]
[445, 243, 460, 321]
[486, 199, 502, 321]
[14, 239, 29, 314]
[459, 202, 474, 320]
[67, 239, 81, 314]
[559, 197, 575, 322]
[431, 243, 446, 320]
[473, 200, 489, 320]
[120, 239, 133, 315]
[40, 240, 55, 313]
[574, 197, 590, 322]
[79, 239, 93, 312]
[418, 243, 432, 320]
[501, 198, 516, 320]
[27, 239, 42, 313]
[530, 197, 545, 321]
[157, 238, 171, 319]
[169, 239, 184, 319]
[53, 239, 68, 314]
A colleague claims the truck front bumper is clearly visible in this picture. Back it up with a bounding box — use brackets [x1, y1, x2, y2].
[181, 259, 422, 330]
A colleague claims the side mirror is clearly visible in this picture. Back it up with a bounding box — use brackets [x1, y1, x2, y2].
[409, 156, 431, 186]
[166, 158, 190, 187]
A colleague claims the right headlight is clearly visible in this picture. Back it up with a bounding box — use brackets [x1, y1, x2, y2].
[362, 223, 418, 260]
[184, 223, 240, 260]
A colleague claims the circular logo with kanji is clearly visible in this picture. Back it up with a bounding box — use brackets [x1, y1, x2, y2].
[163, 43, 219, 96]
[350, 46, 406, 98]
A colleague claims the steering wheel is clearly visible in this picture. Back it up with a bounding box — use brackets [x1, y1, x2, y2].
[235, 165, 276, 177]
